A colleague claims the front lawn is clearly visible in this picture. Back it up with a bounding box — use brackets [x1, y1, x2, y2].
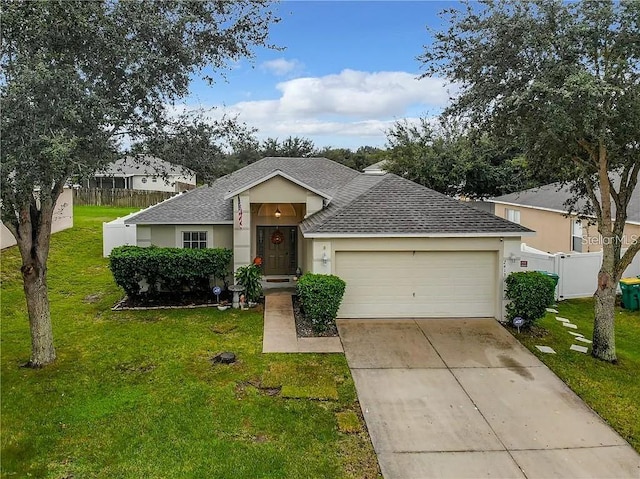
[1, 206, 380, 478]
[512, 298, 640, 452]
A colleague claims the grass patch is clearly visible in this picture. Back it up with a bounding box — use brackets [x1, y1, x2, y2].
[262, 362, 340, 400]
[512, 298, 640, 452]
[336, 411, 362, 434]
[1, 205, 380, 478]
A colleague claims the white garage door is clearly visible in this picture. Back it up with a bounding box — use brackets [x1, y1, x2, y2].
[335, 251, 497, 318]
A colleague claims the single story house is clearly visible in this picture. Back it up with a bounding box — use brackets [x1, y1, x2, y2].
[490, 181, 640, 254]
[1, 187, 74, 249]
[107, 157, 532, 320]
[87, 156, 196, 193]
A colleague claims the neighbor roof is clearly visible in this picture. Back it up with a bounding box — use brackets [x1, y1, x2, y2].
[126, 157, 532, 236]
[491, 179, 640, 224]
[96, 156, 194, 177]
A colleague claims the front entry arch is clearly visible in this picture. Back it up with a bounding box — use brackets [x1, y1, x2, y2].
[257, 226, 297, 275]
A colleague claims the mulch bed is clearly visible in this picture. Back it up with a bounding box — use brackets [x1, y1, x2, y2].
[292, 294, 338, 338]
[113, 290, 233, 310]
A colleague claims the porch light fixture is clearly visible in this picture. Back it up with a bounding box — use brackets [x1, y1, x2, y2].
[322, 251, 328, 265]
[274, 205, 281, 218]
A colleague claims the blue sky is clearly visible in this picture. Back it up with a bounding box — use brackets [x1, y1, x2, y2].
[184, 1, 460, 149]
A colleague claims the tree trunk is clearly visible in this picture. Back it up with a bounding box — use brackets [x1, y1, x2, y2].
[592, 268, 617, 362]
[21, 260, 56, 367]
[10, 191, 59, 368]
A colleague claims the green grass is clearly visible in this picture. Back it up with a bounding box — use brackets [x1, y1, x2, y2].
[512, 299, 640, 452]
[1, 206, 380, 479]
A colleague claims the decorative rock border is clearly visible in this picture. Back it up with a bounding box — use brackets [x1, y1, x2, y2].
[111, 296, 223, 311]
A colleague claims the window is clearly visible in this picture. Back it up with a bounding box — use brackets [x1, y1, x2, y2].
[505, 208, 520, 224]
[183, 231, 207, 249]
[572, 219, 583, 252]
[141, 177, 147, 184]
[152, 177, 157, 182]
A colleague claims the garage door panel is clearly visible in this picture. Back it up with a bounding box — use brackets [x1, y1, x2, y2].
[336, 251, 496, 319]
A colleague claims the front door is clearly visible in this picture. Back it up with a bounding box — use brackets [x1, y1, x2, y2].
[257, 226, 297, 275]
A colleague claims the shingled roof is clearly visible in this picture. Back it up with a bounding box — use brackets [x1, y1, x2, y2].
[300, 174, 532, 236]
[97, 156, 194, 177]
[491, 177, 640, 224]
[126, 157, 532, 235]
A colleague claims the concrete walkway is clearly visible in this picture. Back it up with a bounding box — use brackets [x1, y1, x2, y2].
[338, 318, 640, 479]
[262, 291, 343, 353]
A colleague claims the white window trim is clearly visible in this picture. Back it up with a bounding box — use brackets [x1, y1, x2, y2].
[181, 230, 208, 249]
[505, 208, 521, 224]
[175, 226, 213, 249]
[571, 219, 583, 252]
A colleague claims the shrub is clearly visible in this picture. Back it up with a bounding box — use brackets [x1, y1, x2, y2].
[109, 246, 233, 297]
[297, 273, 346, 333]
[235, 264, 263, 302]
[505, 271, 556, 327]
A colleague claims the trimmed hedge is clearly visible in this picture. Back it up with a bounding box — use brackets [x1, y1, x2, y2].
[109, 246, 233, 297]
[297, 273, 346, 332]
[505, 271, 556, 327]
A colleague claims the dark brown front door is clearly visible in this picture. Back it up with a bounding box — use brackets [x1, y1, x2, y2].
[257, 226, 297, 275]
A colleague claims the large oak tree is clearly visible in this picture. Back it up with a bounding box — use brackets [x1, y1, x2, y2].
[421, 0, 639, 361]
[1, 0, 277, 367]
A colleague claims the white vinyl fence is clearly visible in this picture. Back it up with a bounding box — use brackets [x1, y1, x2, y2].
[103, 212, 138, 256]
[518, 244, 640, 300]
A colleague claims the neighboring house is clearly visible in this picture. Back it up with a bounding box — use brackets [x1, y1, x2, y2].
[491, 181, 640, 254]
[1, 187, 74, 249]
[87, 156, 196, 193]
[105, 157, 532, 320]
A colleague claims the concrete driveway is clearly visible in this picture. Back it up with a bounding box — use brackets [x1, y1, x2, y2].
[337, 319, 640, 479]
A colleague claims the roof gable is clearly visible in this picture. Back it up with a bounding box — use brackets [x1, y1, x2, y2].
[220, 157, 360, 200]
[223, 170, 331, 200]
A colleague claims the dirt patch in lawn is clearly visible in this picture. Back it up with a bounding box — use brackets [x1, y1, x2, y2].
[292, 294, 338, 338]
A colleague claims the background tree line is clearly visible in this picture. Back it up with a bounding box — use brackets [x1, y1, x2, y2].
[129, 111, 553, 198]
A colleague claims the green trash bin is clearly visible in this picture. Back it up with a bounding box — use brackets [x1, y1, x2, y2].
[536, 270, 559, 289]
[619, 278, 640, 311]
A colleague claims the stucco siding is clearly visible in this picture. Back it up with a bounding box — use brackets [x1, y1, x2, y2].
[132, 175, 179, 193]
[246, 176, 321, 204]
[1, 188, 74, 249]
[494, 202, 639, 253]
[150, 225, 176, 247]
[213, 225, 234, 250]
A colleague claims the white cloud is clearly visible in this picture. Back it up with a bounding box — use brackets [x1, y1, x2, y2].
[230, 69, 454, 121]
[177, 69, 455, 148]
[261, 58, 303, 76]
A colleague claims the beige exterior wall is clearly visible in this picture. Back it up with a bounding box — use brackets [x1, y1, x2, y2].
[1, 188, 74, 249]
[143, 224, 233, 249]
[247, 176, 319, 203]
[149, 225, 176, 247]
[213, 225, 234, 250]
[494, 202, 640, 253]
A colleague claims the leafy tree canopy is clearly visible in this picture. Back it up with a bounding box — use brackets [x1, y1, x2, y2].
[420, 0, 639, 361]
[384, 119, 541, 198]
[0, 0, 277, 366]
